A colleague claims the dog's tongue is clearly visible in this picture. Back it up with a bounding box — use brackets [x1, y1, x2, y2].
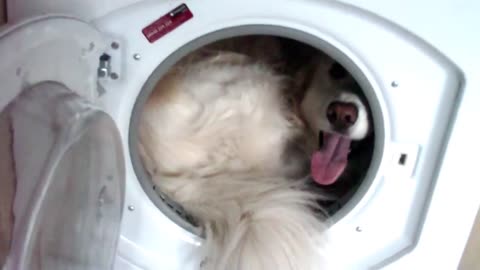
[311, 132, 351, 185]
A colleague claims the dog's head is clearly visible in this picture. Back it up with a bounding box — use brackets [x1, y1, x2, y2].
[299, 55, 370, 140]
[295, 54, 372, 185]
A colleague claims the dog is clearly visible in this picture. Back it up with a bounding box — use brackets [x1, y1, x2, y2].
[138, 47, 331, 270]
[138, 36, 372, 269]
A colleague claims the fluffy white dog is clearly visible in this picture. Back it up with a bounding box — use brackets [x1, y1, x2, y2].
[138, 48, 331, 270]
[138, 35, 372, 269]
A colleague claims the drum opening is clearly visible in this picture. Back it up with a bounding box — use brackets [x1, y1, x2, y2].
[129, 26, 385, 236]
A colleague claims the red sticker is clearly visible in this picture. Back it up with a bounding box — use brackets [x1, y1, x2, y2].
[142, 4, 193, 43]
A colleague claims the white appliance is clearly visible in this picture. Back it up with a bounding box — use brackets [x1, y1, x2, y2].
[1, 0, 479, 269]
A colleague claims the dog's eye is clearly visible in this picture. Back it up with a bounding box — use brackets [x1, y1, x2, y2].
[329, 63, 347, 80]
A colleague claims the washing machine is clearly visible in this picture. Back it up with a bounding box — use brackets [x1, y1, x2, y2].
[1, 0, 479, 269]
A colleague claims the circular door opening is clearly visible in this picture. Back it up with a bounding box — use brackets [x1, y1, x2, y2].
[129, 26, 385, 236]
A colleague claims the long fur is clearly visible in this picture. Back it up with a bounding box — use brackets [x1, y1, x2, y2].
[138, 51, 330, 270]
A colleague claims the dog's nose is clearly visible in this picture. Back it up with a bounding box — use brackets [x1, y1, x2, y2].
[326, 101, 358, 130]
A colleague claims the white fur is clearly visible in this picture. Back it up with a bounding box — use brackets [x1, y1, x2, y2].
[138, 52, 331, 270]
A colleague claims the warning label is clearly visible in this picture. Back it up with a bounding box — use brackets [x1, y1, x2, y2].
[142, 4, 193, 43]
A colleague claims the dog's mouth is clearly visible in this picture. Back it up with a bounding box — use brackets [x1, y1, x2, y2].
[310, 131, 351, 185]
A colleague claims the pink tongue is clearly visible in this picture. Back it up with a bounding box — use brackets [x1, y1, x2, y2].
[311, 132, 351, 185]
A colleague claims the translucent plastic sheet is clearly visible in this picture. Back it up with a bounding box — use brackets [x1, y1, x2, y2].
[4, 82, 125, 270]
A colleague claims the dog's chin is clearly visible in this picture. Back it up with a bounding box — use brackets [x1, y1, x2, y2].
[322, 121, 369, 141]
[330, 129, 368, 141]
[345, 124, 370, 140]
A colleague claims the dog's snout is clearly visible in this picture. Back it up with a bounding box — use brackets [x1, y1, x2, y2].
[326, 101, 358, 130]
